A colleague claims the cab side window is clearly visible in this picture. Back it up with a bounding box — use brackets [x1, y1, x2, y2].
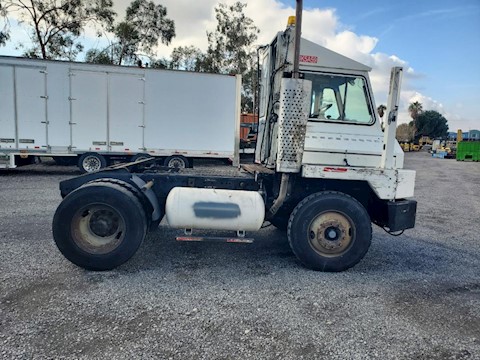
[304, 73, 373, 125]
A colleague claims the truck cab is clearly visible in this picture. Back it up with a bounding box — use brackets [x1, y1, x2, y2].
[257, 27, 405, 170]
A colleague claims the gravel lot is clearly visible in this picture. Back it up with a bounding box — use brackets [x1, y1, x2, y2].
[0, 152, 479, 359]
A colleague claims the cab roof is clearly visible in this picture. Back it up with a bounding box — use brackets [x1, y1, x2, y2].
[299, 37, 372, 72]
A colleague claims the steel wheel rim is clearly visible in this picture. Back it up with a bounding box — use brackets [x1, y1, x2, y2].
[308, 211, 354, 257]
[83, 156, 101, 172]
[167, 157, 186, 168]
[71, 204, 125, 254]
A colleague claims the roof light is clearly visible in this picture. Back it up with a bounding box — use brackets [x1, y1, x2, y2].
[287, 16, 296, 26]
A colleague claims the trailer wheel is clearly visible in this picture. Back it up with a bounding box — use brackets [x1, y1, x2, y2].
[52, 182, 148, 271]
[131, 153, 152, 162]
[287, 191, 371, 272]
[164, 155, 189, 168]
[78, 153, 107, 173]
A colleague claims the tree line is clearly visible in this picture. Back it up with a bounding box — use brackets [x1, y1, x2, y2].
[377, 101, 449, 142]
[0, 0, 258, 112]
[399, 101, 448, 142]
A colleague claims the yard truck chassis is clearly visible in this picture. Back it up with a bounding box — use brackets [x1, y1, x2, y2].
[51, 15, 417, 272]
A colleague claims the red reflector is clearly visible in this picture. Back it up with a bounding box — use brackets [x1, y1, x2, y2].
[95, 148, 100, 150]
[324, 167, 348, 173]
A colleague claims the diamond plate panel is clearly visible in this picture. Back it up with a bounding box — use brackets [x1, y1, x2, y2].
[276, 78, 312, 172]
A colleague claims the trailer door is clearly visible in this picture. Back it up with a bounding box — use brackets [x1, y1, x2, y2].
[0, 65, 16, 149]
[16, 66, 48, 149]
[108, 73, 144, 152]
[70, 70, 108, 152]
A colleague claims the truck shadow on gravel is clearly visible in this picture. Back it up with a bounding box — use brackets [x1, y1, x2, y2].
[117, 226, 299, 277]
[112, 225, 480, 282]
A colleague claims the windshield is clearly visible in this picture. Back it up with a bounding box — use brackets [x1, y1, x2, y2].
[303, 73, 373, 124]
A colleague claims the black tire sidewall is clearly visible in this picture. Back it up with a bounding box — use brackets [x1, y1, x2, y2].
[288, 192, 372, 272]
[52, 183, 147, 270]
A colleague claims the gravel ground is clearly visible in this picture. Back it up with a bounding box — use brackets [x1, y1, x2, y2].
[0, 152, 479, 359]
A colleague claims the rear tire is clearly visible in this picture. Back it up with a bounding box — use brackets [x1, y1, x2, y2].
[52, 182, 148, 271]
[287, 191, 371, 272]
[78, 153, 107, 173]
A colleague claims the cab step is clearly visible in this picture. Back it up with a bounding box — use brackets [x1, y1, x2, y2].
[176, 236, 253, 244]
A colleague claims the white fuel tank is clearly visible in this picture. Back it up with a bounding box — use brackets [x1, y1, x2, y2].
[165, 187, 265, 231]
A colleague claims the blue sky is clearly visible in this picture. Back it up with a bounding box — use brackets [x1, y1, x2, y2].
[292, 0, 480, 130]
[2, 0, 479, 130]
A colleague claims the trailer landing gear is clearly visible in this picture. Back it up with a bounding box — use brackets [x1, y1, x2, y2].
[287, 191, 372, 272]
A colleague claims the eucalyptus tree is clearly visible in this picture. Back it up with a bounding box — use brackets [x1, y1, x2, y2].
[0, 0, 116, 60]
[85, 0, 175, 65]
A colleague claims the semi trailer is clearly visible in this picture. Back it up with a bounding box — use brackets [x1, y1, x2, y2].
[0, 56, 241, 172]
[51, 17, 417, 272]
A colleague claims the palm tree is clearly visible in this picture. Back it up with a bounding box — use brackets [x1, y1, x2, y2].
[408, 101, 423, 122]
[408, 101, 423, 137]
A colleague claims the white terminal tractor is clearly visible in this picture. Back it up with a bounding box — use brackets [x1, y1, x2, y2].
[51, 15, 417, 272]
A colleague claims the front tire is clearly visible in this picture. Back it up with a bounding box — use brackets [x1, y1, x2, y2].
[52, 182, 148, 271]
[287, 191, 371, 272]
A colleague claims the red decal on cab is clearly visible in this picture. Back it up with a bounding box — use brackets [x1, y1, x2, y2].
[300, 55, 318, 63]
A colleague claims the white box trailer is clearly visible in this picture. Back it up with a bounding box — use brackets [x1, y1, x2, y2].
[0, 56, 241, 172]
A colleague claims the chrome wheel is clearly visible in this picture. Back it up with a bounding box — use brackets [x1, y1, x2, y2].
[82, 155, 102, 172]
[166, 156, 187, 168]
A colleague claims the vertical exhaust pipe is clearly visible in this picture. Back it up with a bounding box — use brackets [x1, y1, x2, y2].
[293, 0, 303, 79]
[269, 0, 303, 218]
